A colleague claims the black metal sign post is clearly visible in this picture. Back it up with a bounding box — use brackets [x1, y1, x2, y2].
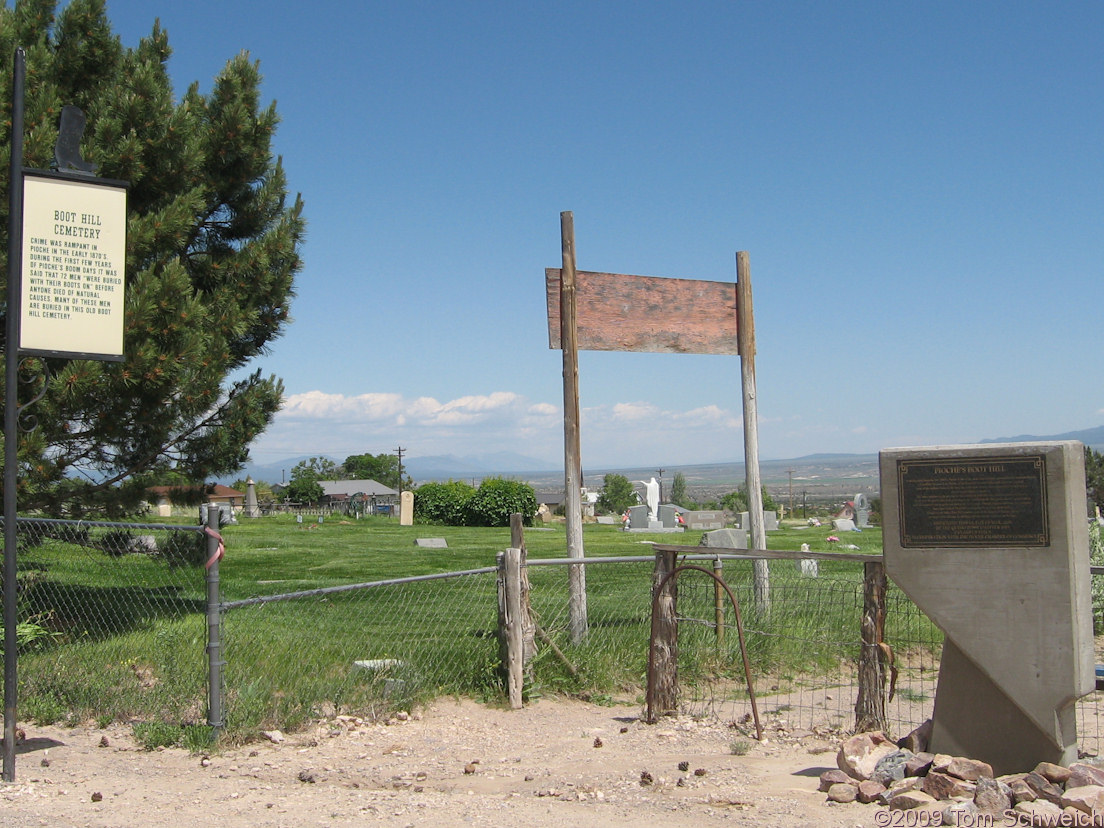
[3, 46, 26, 784]
[3, 46, 127, 781]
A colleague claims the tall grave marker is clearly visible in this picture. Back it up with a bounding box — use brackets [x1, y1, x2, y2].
[880, 442, 1093, 773]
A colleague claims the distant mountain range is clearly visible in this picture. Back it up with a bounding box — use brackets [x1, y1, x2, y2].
[223, 427, 1103, 493]
[980, 425, 1104, 449]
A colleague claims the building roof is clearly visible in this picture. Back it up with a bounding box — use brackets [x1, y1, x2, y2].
[147, 484, 244, 501]
[320, 479, 399, 498]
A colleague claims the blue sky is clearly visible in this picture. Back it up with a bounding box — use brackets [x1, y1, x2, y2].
[99, 0, 1102, 468]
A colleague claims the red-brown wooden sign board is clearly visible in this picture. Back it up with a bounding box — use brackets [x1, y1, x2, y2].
[545, 269, 739, 355]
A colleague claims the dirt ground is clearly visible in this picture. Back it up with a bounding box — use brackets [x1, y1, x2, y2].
[0, 697, 889, 828]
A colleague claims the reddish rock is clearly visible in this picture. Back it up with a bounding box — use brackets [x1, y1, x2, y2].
[1067, 763, 1104, 790]
[889, 789, 937, 810]
[1033, 762, 1072, 786]
[826, 782, 858, 803]
[837, 732, 896, 781]
[973, 777, 1012, 815]
[923, 770, 976, 800]
[931, 754, 994, 782]
[1022, 771, 1066, 806]
[898, 719, 932, 754]
[1060, 784, 1104, 815]
[904, 752, 934, 777]
[1009, 777, 1038, 804]
[818, 769, 852, 792]
[857, 779, 887, 804]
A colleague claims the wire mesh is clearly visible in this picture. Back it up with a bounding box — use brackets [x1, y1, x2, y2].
[6, 515, 1104, 759]
[218, 569, 501, 738]
[4, 517, 208, 727]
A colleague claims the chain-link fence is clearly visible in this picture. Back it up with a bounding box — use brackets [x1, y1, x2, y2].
[7, 515, 1104, 760]
[217, 568, 501, 738]
[5, 517, 208, 728]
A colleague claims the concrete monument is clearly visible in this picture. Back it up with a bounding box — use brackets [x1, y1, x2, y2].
[880, 442, 1093, 774]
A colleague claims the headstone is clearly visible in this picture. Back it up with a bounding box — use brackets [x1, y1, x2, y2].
[880, 441, 1093, 774]
[414, 538, 447, 548]
[400, 490, 414, 526]
[628, 505, 649, 529]
[833, 517, 856, 532]
[798, 542, 818, 577]
[738, 511, 778, 530]
[658, 504, 677, 529]
[684, 511, 725, 531]
[854, 492, 871, 528]
[244, 477, 259, 518]
[700, 528, 747, 550]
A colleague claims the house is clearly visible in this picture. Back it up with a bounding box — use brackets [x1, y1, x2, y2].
[319, 479, 399, 514]
[146, 483, 244, 518]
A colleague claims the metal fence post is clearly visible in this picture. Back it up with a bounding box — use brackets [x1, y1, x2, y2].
[205, 508, 224, 734]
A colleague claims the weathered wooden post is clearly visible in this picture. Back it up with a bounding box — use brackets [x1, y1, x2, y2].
[502, 547, 525, 708]
[647, 548, 679, 721]
[736, 251, 769, 614]
[854, 560, 888, 733]
[510, 513, 536, 681]
[559, 212, 588, 644]
[713, 557, 726, 649]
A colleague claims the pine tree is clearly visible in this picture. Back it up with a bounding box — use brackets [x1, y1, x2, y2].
[0, 0, 305, 516]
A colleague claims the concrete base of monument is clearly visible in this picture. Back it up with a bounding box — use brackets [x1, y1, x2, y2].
[930, 638, 1079, 775]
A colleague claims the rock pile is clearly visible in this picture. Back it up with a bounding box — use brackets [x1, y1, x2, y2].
[821, 724, 1104, 824]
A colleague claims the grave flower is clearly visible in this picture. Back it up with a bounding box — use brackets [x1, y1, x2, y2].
[826, 535, 840, 543]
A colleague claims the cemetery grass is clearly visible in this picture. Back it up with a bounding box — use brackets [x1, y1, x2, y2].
[15, 515, 939, 745]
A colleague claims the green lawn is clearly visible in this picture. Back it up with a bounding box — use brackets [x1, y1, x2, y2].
[14, 513, 936, 745]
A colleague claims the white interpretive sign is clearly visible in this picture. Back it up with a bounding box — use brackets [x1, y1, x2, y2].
[20, 171, 127, 360]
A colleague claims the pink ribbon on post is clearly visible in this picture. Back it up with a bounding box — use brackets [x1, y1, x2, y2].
[203, 526, 225, 569]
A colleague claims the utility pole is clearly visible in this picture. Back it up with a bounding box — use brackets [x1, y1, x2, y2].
[394, 446, 405, 496]
[787, 468, 795, 517]
[656, 468, 666, 504]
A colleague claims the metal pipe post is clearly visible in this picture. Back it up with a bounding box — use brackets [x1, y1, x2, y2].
[205, 507, 224, 735]
[3, 46, 26, 784]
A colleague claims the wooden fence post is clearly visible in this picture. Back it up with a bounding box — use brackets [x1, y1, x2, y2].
[509, 514, 536, 671]
[502, 547, 524, 709]
[855, 560, 888, 732]
[647, 548, 679, 721]
[713, 556, 725, 650]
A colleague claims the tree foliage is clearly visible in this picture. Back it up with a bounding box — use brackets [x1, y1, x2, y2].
[0, 0, 304, 517]
[720, 485, 778, 514]
[465, 478, 536, 527]
[413, 478, 536, 527]
[283, 457, 329, 505]
[1088, 447, 1104, 513]
[669, 472, 687, 506]
[413, 480, 476, 526]
[342, 452, 412, 491]
[596, 473, 636, 515]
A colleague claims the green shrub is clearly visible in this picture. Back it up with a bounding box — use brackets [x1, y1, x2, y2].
[414, 480, 476, 525]
[158, 529, 207, 568]
[465, 478, 537, 527]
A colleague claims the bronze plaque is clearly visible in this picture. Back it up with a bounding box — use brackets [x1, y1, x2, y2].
[897, 455, 1049, 548]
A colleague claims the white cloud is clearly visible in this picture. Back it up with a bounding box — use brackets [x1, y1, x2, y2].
[250, 389, 754, 467]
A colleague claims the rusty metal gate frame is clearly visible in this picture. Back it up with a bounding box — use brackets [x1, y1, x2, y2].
[645, 564, 763, 741]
